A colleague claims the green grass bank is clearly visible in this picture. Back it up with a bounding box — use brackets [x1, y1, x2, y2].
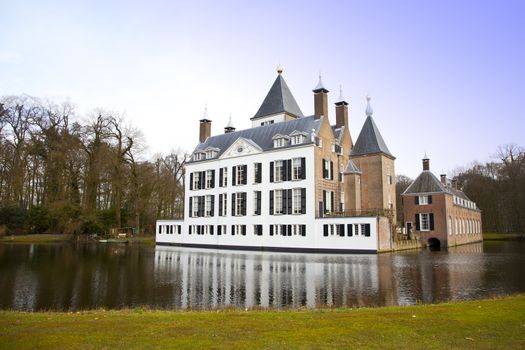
[0, 295, 524, 349]
[0, 234, 155, 244]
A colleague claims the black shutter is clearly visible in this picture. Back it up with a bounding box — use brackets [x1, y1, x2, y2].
[270, 225, 274, 236]
[210, 195, 215, 217]
[330, 192, 334, 213]
[287, 224, 292, 236]
[231, 193, 236, 216]
[323, 160, 327, 178]
[255, 163, 261, 183]
[415, 214, 420, 231]
[242, 225, 246, 236]
[415, 196, 419, 205]
[287, 189, 292, 214]
[199, 172, 205, 189]
[365, 224, 371, 237]
[211, 170, 215, 188]
[300, 157, 306, 179]
[430, 213, 434, 230]
[190, 173, 194, 190]
[241, 192, 247, 216]
[347, 224, 353, 236]
[323, 225, 328, 236]
[301, 188, 306, 214]
[330, 161, 334, 180]
[218, 194, 223, 216]
[210, 226, 214, 235]
[287, 159, 292, 181]
[232, 166, 237, 186]
[242, 165, 247, 184]
[189, 197, 193, 217]
[428, 195, 433, 204]
[270, 162, 274, 183]
[218, 225, 222, 236]
[339, 224, 345, 236]
[323, 190, 327, 213]
[301, 225, 306, 236]
[219, 168, 223, 187]
[199, 196, 204, 217]
[256, 191, 261, 215]
[281, 160, 286, 181]
[269, 190, 274, 215]
[231, 225, 235, 235]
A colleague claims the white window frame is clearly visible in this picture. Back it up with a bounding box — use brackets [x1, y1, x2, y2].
[205, 170, 213, 189]
[292, 158, 301, 180]
[192, 196, 199, 217]
[192, 172, 200, 190]
[222, 167, 228, 187]
[235, 192, 243, 216]
[274, 189, 283, 215]
[418, 195, 429, 205]
[274, 160, 283, 182]
[205, 195, 212, 217]
[253, 191, 260, 215]
[221, 194, 227, 216]
[236, 165, 245, 185]
[420, 213, 430, 231]
[292, 188, 302, 214]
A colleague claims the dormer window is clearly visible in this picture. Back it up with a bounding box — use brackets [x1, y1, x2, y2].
[290, 130, 307, 146]
[272, 134, 289, 148]
[193, 152, 205, 161]
[203, 147, 219, 159]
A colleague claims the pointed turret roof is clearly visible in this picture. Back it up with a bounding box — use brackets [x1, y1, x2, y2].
[350, 96, 393, 158]
[252, 73, 304, 120]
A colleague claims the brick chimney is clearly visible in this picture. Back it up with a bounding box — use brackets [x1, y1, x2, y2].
[422, 156, 430, 171]
[335, 87, 348, 128]
[199, 118, 211, 143]
[313, 74, 329, 119]
[440, 174, 447, 185]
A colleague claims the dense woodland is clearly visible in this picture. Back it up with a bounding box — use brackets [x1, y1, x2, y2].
[0, 95, 185, 235]
[1, 95, 523, 235]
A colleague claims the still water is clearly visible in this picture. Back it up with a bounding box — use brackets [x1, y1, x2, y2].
[0, 241, 524, 311]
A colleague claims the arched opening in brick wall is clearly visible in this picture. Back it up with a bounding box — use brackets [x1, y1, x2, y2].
[428, 237, 441, 251]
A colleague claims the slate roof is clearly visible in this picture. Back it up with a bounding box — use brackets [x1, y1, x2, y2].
[350, 116, 394, 158]
[402, 171, 471, 201]
[252, 75, 304, 119]
[344, 160, 361, 174]
[189, 115, 321, 163]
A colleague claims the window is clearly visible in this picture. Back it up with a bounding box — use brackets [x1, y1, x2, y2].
[324, 190, 334, 213]
[361, 224, 371, 237]
[191, 196, 199, 217]
[448, 217, 452, 235]
[340, 191, 345, 212]
[232, 225, 246, 236]
[261, 120, 274, 126]
[235, 192, 244, 216]
[205, 195, 213, 217]
[274, 160, 283, 182]
[206, 170, 214, 189]
[219, 167, 228, 187]
[218, 194, 227, 216]
[192, 172, 201, 190]
[323, 159, 333, 180]
[254, 163, 262, 183]
[193, 152, 204, 161]
[206, 150, 217, 159]
[274, 189, 283, 214]
[339, 165, 344, 183]
[354, 224, 359, 236]
[292, 188, 302, 214]
[418, 195, 428, 205]
[292, 158, 302, 180]
[291, 134, 305, 145]
[273, 137, 287, 148]
[420, 213, 430, 231]
[386, 165, 392, 185]
[236, 165, 245, 185]
[254, 225, 263, 236]
[254, 191, 261, 215]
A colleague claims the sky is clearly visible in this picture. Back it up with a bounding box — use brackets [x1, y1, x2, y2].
[1, 0, 524, 178]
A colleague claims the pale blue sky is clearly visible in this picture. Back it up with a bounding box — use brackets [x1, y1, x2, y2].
[1, 0, 524, 178]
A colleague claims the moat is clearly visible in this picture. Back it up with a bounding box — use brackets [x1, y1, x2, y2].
[0, 241, 524, 311]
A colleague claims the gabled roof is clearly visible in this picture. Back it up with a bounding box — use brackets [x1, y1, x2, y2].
[190, 115, 321, 163]
[252, 75, 304, 120]
[402, 171, 472, 201]
[350, 116, 394, 158]
[344, 160, 361, 174]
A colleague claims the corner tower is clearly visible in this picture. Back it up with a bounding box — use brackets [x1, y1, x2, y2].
[349, 96, 396, 222]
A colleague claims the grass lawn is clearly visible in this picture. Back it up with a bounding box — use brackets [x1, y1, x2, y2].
[483, 233, 525, 241]
[0, 295, 524, 349]
[0, 234, 73, 243]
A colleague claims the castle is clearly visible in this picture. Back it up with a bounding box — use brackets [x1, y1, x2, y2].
[156, 67, 399, 253]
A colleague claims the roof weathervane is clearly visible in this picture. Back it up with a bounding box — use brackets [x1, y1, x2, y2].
[314, 71, 326, 91]
[338, 85, 345, 102]
[226, 113, 234, 128]
[277, 64, 284, 75]
[365, 94, 373, 117]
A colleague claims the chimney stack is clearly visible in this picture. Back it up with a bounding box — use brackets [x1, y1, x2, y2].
[335, 86, 349, 128]
[422, 156, 430, 171]
[199, 118, 211, 143]
[451, 179, 458, 190]
[440, 174, 447, 185]
[313, 74, 329, 120]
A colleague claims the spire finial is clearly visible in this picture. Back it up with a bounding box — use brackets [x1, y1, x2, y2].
[365, 94, 373, 117]
[313, 71, 327, 92]
[225, 113, 234, 128]
[203, 104, 208, 118]
[277, 64, 284, 75]
[337, 85, 345, 102]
